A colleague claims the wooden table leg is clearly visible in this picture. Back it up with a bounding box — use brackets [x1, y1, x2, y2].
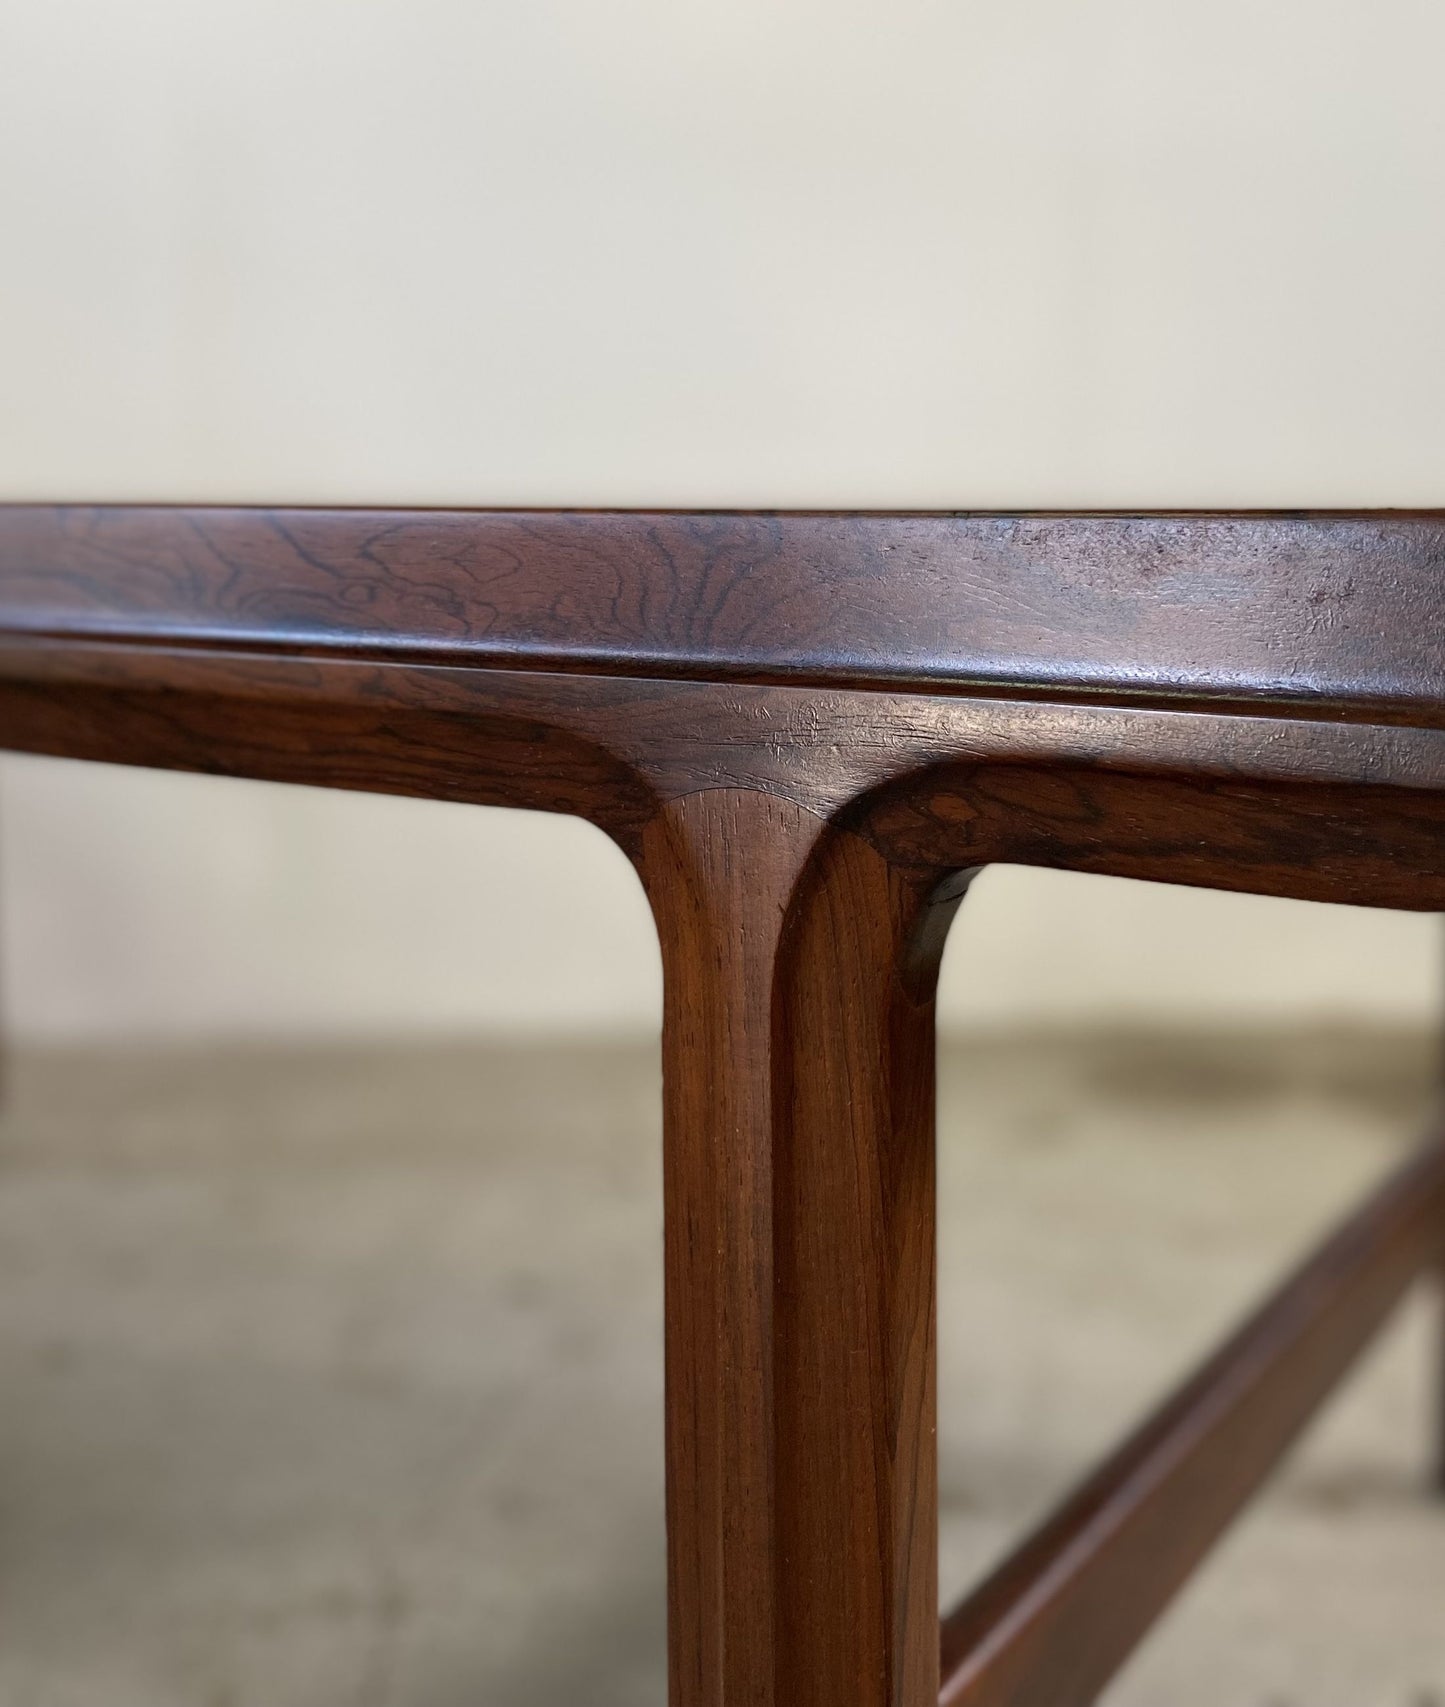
[637, 790, 962, 1707]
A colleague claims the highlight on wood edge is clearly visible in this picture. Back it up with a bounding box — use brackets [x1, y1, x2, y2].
[937, 1124, 1445, 1707]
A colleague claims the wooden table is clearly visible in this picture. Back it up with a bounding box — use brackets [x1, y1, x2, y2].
[0, 507, 1441, 1706]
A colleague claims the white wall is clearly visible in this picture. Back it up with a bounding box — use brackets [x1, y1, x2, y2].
[1, 1, 1442, 1040]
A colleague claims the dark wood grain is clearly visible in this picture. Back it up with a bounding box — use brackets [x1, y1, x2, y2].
[0, 643, 1443, 908]
[1, 506, 1443, 1707]
[5, 506, 1445, 721]
[642, 793, 961, 1707]
[938, 1125, 1445, 1707]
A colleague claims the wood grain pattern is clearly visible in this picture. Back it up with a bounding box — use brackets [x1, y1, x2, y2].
[0, 643, 1443, 907]
[4, 506, 1445, 720]
[642, 793, 961, 1707]
[1, 506, 1443, 1707]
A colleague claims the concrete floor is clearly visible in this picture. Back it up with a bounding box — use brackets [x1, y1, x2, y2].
[0, 1031, 1439, 1706]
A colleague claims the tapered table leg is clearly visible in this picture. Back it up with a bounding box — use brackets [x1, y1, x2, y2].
[637, 790, 962, 1707]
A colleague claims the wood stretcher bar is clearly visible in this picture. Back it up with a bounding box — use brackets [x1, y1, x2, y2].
[940, 1124, 1445, 1707]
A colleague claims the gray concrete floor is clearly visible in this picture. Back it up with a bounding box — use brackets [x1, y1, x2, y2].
[0, 1031, 1439, 1706]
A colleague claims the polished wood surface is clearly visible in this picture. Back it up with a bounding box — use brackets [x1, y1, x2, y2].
[644, 794, 958, 1707]
[5, 506, 1445, 719]
[0, 505, 1441, 1707]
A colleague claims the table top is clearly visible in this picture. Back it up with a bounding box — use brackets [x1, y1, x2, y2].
[0, 506, 1442, 725]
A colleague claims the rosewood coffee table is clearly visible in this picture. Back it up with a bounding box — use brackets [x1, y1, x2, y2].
[0, 506, 1441, 1707]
